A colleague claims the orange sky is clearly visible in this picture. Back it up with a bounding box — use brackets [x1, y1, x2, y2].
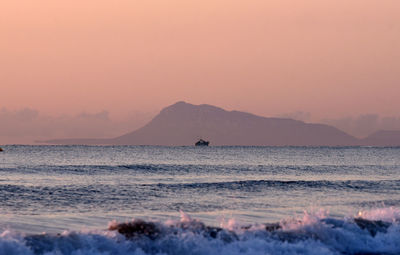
[1, 0, 399, 121]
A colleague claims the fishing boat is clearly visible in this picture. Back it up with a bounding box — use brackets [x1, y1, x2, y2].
[195, 139, 209, 146]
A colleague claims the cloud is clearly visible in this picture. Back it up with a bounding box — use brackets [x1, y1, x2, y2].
[0, 108, 152, 144]
[321, 114, 400, 138]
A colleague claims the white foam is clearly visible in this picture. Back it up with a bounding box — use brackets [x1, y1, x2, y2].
[357, 207, 400, 222]
[0, 208, 399, 255]
[281, 209, 329, 231]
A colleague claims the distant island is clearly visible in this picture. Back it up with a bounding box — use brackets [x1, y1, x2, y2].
[39, 101, 400, 146]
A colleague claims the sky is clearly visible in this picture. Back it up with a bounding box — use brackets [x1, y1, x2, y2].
[1, 1, 400, 143]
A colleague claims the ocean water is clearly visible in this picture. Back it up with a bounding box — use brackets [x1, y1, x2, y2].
[0, 145, 399, 254]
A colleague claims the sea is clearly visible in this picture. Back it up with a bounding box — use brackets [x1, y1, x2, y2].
[0, 145, 399, 255]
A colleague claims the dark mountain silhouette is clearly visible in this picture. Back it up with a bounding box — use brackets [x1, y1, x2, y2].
[360, 130, 400, 146]
[40, 102, 399, 146]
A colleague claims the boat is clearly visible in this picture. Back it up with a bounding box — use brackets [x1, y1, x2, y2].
[195, 139, 209, 146]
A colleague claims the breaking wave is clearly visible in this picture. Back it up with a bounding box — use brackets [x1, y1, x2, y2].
[1, 208, 400, 255]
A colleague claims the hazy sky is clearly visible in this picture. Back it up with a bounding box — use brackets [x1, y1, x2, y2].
[1, 0, 399, 121]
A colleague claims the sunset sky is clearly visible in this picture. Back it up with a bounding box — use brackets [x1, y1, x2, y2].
[1, 1, 400, 143]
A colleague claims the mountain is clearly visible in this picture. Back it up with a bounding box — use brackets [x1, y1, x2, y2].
[360, 130, 400, 146]
[41, 101, 362, 146]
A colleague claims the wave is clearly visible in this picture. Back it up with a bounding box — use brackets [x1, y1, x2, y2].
[1, 179, 398, 213]
[1, 208, 400, 255]
[2, 163, 397, 175]
[1, 179, 398, 200]
[148, 179, 400, 193]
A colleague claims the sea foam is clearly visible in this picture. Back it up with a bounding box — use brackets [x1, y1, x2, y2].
[0, 208, 399, 255]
